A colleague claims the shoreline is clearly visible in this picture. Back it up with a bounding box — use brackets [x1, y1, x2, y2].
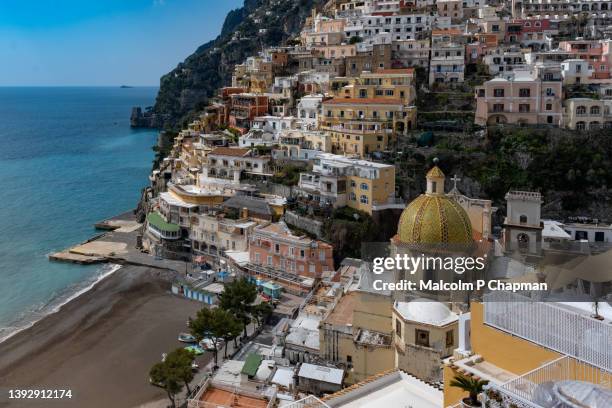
[0, 265, 203, 408]
[0, 263, 121, 345]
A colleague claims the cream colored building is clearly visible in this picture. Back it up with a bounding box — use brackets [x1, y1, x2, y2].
[393, 299, 459, 383]
[563, 97, 612, 130]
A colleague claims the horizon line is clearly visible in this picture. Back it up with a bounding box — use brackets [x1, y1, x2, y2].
[0, 85, 160, 88]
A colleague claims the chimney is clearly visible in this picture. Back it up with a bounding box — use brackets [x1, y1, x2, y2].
[242, 207, 249, 219]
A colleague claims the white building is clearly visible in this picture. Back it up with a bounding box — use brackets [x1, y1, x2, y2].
[297, 94, 325, 130]
[560, 59, 593, 85]
[300, 369, 443, 408]
[344, 13, 435, 42]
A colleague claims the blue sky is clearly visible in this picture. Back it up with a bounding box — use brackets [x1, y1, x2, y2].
[0, 0, 243, 86]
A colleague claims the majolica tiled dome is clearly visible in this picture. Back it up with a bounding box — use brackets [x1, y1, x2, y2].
[397, 166, 473, 245]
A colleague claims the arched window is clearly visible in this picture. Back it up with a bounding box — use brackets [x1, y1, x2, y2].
[590, 106, 600, 115]
[576, 121, 586, 130]
[590, 122, 601, 130]
[576, 106, 587, 115]
[520, 215, 528, 224]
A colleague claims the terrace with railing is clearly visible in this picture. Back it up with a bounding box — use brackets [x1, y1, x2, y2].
[482, 355, 612, 408]
[483, 292, 612, 372]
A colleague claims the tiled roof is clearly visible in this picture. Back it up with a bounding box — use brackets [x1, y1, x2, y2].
[432, 28, 463, 36]
[209, 147, 251, 157]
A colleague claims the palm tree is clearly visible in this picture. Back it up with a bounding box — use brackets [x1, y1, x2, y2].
[450, 374, 488, 407]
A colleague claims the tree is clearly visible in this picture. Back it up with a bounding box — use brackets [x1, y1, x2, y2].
[252, 302, 273, 328]
[190, 307, 243, 367]
[223, 314, 244, 359]
[165, 348, 196, 396]
[450, 374, 489, 407]
[219, 278, 258, 338]
[149, 360, 184, 408]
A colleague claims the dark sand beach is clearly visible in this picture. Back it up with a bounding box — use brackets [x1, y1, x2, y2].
[0, 266, 204, 408]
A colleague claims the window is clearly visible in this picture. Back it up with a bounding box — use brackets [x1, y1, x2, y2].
[520, 215, 528, 224]
[576, 106, 586, 115]
[319, 250, 326, 261]
[493, 103, 504, 112]
[415, 329, 430, 347]
[289, 247, 295, 256]
[350, 180, 356, 187]
[493, 88, 504, 97]
[360, 195, 368, 204]
[349, 192, 356, 201]
[359, 89, 367, 98]
[519, 104, 530, 113]
[274, 243, 280, 254]
[546, 103, 552, 111]
[519, 88, 531, 97]
[576, 121, 586, 130]
[360, 183, 369, 190]
[267, 256, 272, 266]
[446, 330, 454, 347]
[255, 253, 261, 264]
[590, 106, 600, 115]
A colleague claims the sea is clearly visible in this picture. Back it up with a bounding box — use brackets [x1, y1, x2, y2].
[0, 87, 159, 342]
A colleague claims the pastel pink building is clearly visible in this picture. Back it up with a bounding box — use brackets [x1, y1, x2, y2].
[559, 40, 611, 80]
[249, 222, 334, 279]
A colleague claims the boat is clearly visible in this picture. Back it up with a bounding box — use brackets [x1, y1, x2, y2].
[184, 345, 205, 356]
[178, 332, 196, 343]
[199, 338, 216, 351]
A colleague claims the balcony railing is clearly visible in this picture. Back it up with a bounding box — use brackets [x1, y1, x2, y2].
[482, 355, 612, 408]
[483, 292, 612, 371]
[281, 396, 330, 408]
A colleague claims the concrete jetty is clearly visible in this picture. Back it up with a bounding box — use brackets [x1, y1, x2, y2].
[49, 211, 193, 273]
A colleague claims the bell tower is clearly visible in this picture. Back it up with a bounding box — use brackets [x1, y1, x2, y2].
[503, 191, 543, 255]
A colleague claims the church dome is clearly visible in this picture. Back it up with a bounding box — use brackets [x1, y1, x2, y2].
[397, 165, 473, 246]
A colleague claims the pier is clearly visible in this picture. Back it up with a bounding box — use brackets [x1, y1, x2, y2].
[49, 210, 193, 273]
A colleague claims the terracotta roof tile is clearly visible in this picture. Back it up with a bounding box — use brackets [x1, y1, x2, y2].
[209, 147, 251, 157]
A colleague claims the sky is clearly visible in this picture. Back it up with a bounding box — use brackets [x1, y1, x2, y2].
[0, 0, 243, 86]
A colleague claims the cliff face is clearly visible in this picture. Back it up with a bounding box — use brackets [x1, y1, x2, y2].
[148, 0, 325, 130]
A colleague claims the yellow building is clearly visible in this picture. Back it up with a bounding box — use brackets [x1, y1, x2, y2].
[443, 298, 612, 407]
[297, 153, 397, 215]
[320, 98, 414, 157]
[320, 285, 395, 385]
[352, 69, 417, 105]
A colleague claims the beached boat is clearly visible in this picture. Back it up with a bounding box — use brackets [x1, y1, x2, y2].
[178, 332, 196, 343]
[184, 345, 205, 355]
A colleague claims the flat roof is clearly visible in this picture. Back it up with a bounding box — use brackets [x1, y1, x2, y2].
[324, 370, 442, 408]
[298, 363, 344, 385]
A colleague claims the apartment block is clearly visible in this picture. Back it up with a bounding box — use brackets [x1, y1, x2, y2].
[248, 222, 334, 279]
[296, 152, 397, 214]
[475, 67, 563, 126]
[320, 98, 414, 157]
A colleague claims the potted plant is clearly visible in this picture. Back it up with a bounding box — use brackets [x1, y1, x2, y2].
[450, 374, 489, 407]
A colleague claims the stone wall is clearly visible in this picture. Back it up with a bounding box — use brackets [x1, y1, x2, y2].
[283, 210, 324, 238]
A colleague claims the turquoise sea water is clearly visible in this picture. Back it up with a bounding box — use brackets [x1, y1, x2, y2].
[0, 87, 158, 339]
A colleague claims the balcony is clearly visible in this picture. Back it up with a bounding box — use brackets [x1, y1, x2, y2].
[482, 356, 612, 408]
[484, 292, 612, 371]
